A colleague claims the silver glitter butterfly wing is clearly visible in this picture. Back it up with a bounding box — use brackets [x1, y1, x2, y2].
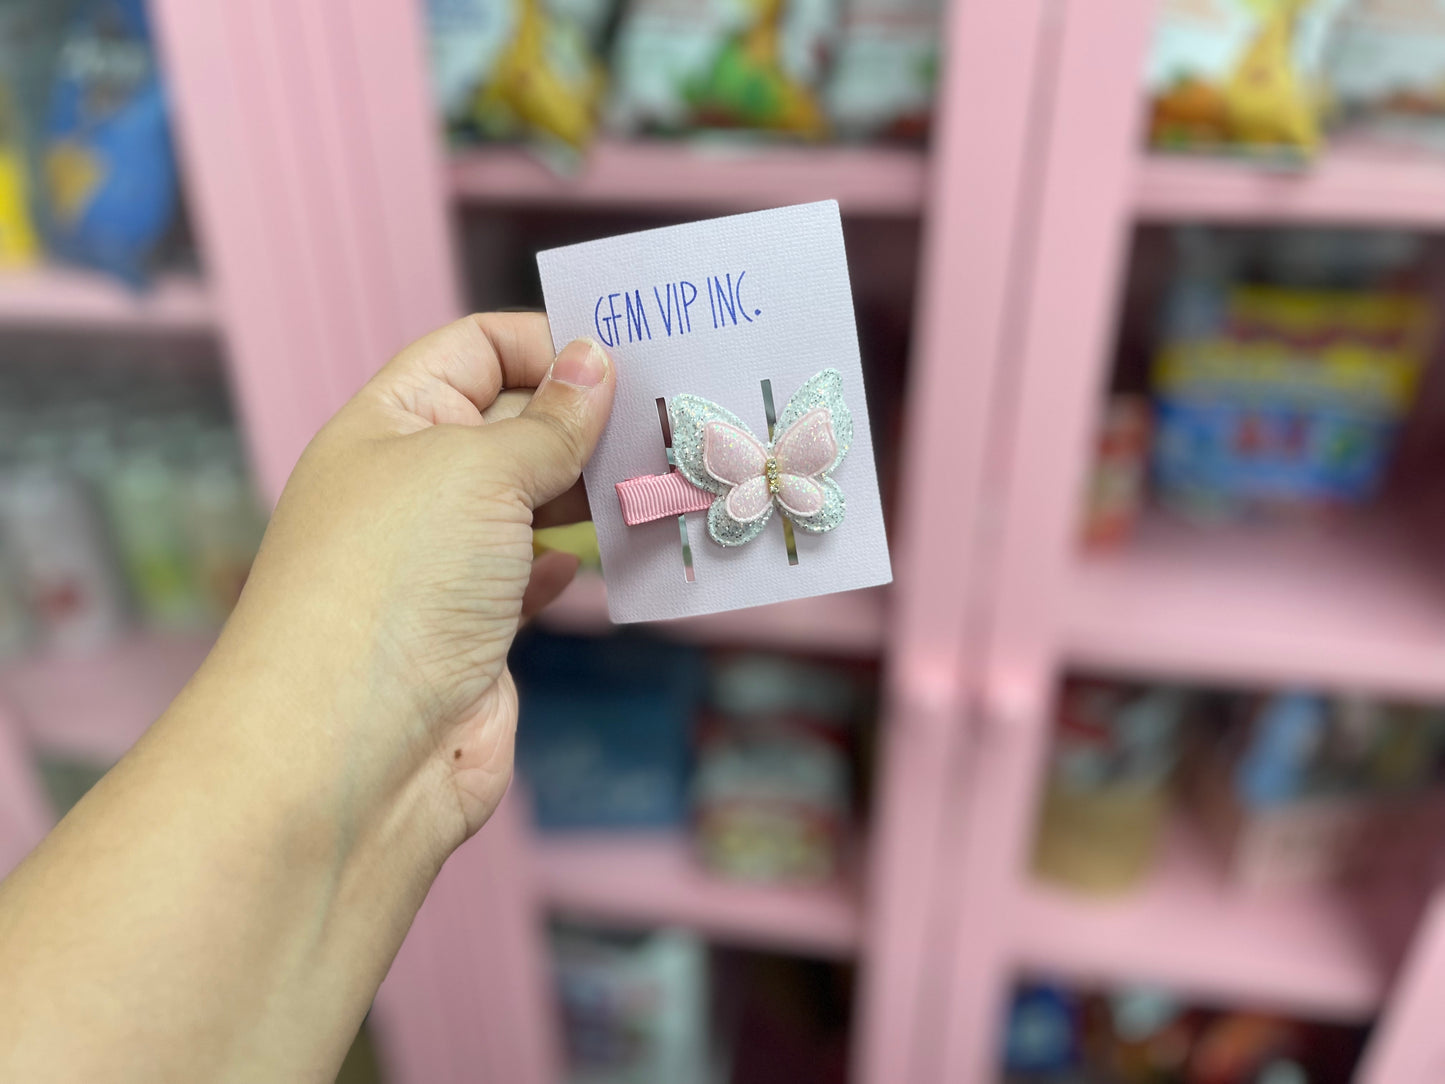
[773, 368, 850, 534]
[668, 394, 774, 547]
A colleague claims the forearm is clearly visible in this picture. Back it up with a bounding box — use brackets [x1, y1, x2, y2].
[0, 634, 450, 1084]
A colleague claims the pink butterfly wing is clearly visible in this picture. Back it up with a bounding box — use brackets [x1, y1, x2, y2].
[725, 476, 774, 522]
[775, 474, 825, 517]
[703, 420, 768, 486]
[771, 408, 837, 478]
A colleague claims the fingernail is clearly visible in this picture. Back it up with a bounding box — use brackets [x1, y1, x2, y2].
[550, 338, 609, 389]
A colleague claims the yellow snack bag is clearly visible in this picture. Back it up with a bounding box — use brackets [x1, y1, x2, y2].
[1147, 0, 1345, 157]
[0, 89, 38, 268]
[473, 0, 604, 151]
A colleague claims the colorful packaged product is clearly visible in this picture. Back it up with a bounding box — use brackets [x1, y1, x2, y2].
[1186, 691, 1445, 890]
[1082, 395, 1152, 549]
[692, 654, 856, 884]
[551, 924, 711, 1084]
[824, 0, 940, 140]
[1328, 0, 1445, 148]
[1146, 0, 1347, 157]
[607, 0, 834, 137]
[426, 0, 609, 151]
[1, 458, 124, 653]
[511, 631, 705, 830]
[1033, 680, 1188, 894]
[41, 0, 178, 286]
[1152, 285, 1433, 521]
[0, 87, 38, 268]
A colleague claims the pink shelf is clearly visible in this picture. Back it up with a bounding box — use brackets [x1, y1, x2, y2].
[1062, 514, 1445, 700]
[533, 831, 861, 958]
[1013, 823, 1389, 1020]
[539, 574, 887, 655]
[450, 140, 927, 216]
[0, 269, 215, 332]
[1135, 145, 1445, 227]
[0, 632, 214, 761]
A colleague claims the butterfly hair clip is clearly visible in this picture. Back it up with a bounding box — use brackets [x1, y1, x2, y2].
[615, 369, 852, 548]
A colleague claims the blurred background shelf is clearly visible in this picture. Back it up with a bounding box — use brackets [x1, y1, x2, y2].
[1135, 146, 1445, 228]
[539, 574, 887, 655]
[0, 633, 214, 761]
[1012, 823, 1388, 1021]
[450, 141, 927, 217]
[533, 831, 861, 959]
[0, 269, 215, 333]
[1062, 514, 1445, 700]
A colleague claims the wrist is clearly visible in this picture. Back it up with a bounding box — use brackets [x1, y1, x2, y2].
[165, 617, 464, 902]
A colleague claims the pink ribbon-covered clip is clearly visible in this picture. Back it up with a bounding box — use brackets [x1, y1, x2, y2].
[615, 471, 714, 526]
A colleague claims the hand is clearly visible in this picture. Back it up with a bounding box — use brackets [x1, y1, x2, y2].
[0, 313, 617, 1084]
[209, 312, 614, 858]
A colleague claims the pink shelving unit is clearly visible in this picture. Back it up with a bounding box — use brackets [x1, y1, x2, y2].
[0, 633, 214, 761]
[0, 269, 214, 333]
[930, 1, 1445, 1082]
[1136, 143, 1445, 227]
[5, 2, 1445, 1082]
[451, 140, 927, 216]
[1013, 821, 1389, 1021]
[534, 832, 861, 959]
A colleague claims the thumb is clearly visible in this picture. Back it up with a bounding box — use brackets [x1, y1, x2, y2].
[491, 337, 616, 507]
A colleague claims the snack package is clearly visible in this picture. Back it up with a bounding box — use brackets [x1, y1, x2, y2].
[824, 0, 941, 140]
[426, 0, 608, 150]
[0, 0, 58, 269]
[1328, 0, 1445, 149]
[1082, 395, 1152, 549]
[0, 87, 38, 268]
[1152, 284, 1434, 521]
[1146, 0, 1347, 157]
[692, 654, 856, 884]
[607, 0, 834, 137]
[551, 925, 710, 1084]
[41, 0, 178, 286]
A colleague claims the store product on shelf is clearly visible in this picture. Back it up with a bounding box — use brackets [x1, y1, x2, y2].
[0, 354, 265, 652]
[1082, 394, 1151, 549]
[1145, 0, 1347, 158]
[511, 630, 705, 830]
[427, 0, 610, 153]
[1151, 277, 1434, 522]
[824, 0, 939, 141]
[1033, 679, 1188, 893]
[0, 455, 124, 653]
[692, 653, 857, 884]
[551, 923, 712, 1084]
[1328, 0, 1445, 151]
[0, 85, 38, 268]
[1004, 982, 1368, 1084]
[606, 0, 833, 137]
[1003, 983, 1085, 1079]
[40, 0, 179, 286]
[1186, 690, 1445, 890]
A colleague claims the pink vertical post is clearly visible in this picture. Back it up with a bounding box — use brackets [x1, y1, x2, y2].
[931, 0, 1158, 1081]
[148, 3, 556, 1081]
[853, 0, 1055, 1080]
[1357, 889, 1445, 1082]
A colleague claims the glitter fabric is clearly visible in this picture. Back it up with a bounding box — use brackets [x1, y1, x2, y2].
[668, 368, 851, 547]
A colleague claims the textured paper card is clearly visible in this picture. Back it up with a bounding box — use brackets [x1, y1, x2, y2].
[537, 200, 892, 623]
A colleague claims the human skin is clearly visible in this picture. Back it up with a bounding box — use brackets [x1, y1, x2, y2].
[0, 313, 614, 1083]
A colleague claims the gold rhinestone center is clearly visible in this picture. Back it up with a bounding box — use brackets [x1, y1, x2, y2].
[764, 458, 781, 494]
